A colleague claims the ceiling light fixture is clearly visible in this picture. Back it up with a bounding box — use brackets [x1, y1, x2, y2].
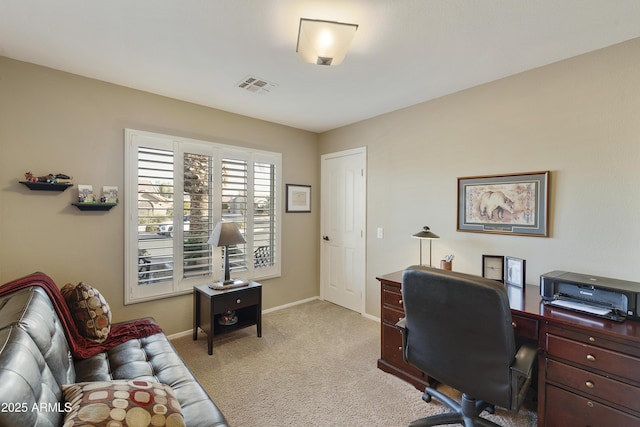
[296, 18, 358, 66]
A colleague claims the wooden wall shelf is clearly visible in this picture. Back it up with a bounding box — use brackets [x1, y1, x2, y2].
[72, 203, 117, 211]
[20, 181, 73, 192]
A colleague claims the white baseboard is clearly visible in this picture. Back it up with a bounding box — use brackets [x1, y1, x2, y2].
[167, 296, 320, 340]
[262, 296, 319, 314]
[168, 296, 381, 340]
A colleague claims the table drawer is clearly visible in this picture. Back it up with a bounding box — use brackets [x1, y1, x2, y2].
[511, 314, 538, 341]
[547, 334, 640, 383]
[382, 285, 404, 311]
[214, 288, 260, 313]
[546, 359, 640, 413]
[545, 383, 638, 427]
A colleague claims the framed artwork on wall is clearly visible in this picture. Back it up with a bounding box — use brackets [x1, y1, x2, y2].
[505, 256, 526, 288]
[482, 255, 504, 283]
[457, 171, 549, 237]
[286, 184, 311, 213]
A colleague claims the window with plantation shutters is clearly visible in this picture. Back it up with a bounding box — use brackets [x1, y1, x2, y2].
[125, 129, 281, 304]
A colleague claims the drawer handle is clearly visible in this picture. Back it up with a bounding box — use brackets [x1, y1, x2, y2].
[511, 321, 517, 328]
[236, 298, 241, 304]
[586, 354, 596, 362]
[587, 401, 594, 408]
[399, 299, 403, 305]
[585, 381, 595, 389]
[398, 346, 402, 351]
[589, 336, 596, 343]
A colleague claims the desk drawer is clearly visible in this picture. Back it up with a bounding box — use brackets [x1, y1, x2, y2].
[382, 285, 404, 311]
[545, 383, 638, 427]
[511, 314, 538, 341]
[214, 288, 260, 314]
[382, 306, 404, 326]
[547, 334, 640, 383]
[546, 359, 640, 413]
[382, 322, 423, 377]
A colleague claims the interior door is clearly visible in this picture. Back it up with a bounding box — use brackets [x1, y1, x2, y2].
[320, 147, 366, 313]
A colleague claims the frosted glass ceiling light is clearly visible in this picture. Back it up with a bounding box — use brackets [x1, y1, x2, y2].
[296, 18, 358, 66]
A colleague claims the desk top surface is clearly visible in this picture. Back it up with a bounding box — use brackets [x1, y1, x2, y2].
[377, 270, 640, 344]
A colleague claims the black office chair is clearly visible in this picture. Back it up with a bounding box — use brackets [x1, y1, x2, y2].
[396, 266, 537, 427]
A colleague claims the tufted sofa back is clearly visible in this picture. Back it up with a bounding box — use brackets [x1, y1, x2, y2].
[0, 287, 75, 427]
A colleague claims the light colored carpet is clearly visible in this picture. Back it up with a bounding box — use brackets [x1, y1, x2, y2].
[171, 299, 537, 427]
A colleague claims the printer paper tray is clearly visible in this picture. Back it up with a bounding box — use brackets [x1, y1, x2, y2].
[546, 298, 625, 322]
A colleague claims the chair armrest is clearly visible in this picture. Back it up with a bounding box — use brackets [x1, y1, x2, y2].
[510, 343, 538, 410]
[395, 318, 408, 363]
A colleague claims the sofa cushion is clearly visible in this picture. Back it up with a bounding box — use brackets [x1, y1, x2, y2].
[62, 379, 186, 427]
[61, 282, 112, 343]
[75, 332, 229, 427]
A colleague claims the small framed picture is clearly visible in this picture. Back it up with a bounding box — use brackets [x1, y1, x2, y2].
[505, 256, 526, 287]
[482, 255, 504, 282]
[286, 184, 311, 213]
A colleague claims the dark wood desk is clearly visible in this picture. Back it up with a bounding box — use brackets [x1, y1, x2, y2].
[377, 270, 640, 427]
[193, 282, 262, 355]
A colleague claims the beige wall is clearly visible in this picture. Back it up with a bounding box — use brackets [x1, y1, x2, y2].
[0, 57, 320, 334]
[320, 38, 640, 317]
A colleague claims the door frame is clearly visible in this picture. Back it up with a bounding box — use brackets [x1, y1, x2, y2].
[320, 147, 367, 314]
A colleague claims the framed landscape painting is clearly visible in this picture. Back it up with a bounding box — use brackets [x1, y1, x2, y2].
[457, 171, 549, 237]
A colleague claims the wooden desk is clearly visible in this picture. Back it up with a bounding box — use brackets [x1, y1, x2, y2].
[193, 282, 262, 355]
[376, 270, 640, 427]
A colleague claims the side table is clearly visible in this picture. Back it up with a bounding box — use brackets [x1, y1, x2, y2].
[193, 281, 262, 355]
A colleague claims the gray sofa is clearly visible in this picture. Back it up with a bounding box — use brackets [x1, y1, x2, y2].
[0, 273, 228, 427]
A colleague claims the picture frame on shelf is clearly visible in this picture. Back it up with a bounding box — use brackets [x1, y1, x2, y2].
[482, 255, 504, 283]
[505, 256, 526, 288]
[78, 185, 94, 202]
[457, 171, 549, 237]
[286, 184, 311, 213]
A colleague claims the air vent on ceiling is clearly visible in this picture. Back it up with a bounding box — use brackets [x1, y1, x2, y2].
[236, 75, 277, 94]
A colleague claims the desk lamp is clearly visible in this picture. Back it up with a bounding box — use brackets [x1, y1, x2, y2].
[208, 221, 245, 285]
[412, 226, 439, 267]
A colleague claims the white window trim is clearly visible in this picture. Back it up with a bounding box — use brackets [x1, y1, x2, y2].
[124, 129, 281, 304]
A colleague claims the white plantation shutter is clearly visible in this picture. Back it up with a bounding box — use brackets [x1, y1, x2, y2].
[125, 129, 281, 304]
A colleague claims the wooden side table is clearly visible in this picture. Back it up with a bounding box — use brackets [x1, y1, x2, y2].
[193, 281, 262, 355]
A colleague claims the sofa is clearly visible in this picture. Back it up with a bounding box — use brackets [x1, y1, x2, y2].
[0, 272, 228, 427]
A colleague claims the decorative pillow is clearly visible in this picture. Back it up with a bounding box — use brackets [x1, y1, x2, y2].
[61, 282, 112, 343]
[62, 380, 186, 427]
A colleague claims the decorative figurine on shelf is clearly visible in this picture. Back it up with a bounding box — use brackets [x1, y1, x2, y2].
[24, 172, 73, 183]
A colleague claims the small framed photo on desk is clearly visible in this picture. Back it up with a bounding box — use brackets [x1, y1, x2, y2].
[505, 256, 526, 288]
[482, 255, 504, 282]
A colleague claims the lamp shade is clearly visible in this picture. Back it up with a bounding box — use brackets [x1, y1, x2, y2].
[207, 222, 245, 247]
[412, 226, 439, 240]
[296, 18, 358, 66]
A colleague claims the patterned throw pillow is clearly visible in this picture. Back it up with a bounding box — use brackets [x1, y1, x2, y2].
[61, 282, 112, 343]
[62, 380, 186, 427]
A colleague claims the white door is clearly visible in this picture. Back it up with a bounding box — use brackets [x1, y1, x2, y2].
[321, 147, 366, 313]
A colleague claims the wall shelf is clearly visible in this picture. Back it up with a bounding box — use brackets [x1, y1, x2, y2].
[72, 203, 117, 211]
[20, 181, 73, 192]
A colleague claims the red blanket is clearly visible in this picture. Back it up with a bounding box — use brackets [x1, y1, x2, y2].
[0, 272, 163, 359]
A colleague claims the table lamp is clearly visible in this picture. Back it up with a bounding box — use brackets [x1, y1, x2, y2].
[208, 221, 246, 285]
[411, 226, 439, 267]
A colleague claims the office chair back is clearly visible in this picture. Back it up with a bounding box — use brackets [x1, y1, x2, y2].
[401, 267, 517, 410]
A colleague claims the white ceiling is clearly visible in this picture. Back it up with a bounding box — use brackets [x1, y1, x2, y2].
[2, 1, 640, 133]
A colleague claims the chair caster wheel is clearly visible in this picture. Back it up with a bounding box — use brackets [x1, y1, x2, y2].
[486, 405, 495, 414]
[422, 393, 432, 403]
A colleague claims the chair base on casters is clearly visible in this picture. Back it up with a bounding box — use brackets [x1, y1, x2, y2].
[409, 387, 499, 427]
